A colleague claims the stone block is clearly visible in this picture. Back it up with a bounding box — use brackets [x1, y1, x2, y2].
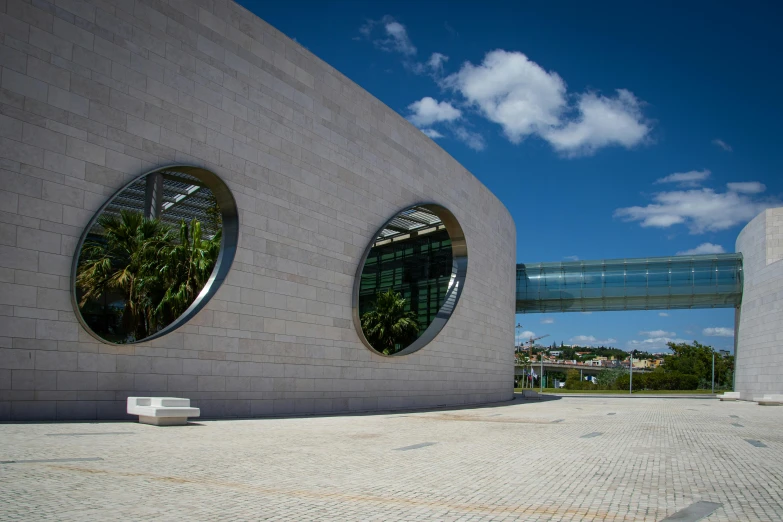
[1, 69, 48, 103]
[65, 136, 105, 165]
[22, 123, 68, 154]
[48, 86, 89, 117]
[36, 319, 78, 341]
[16, 227, 61, 254]
[126, 115, 161, 141]
[97, 372, 134, 391]
[0, 282, 36, 307]
[52, 17, 94, 49]
[0, 137, 44, 167]
[43, 150, 86, 179]
[0, 317, 36, 339]
[182, 358, 212, 375]
[11, 400, 56, 420]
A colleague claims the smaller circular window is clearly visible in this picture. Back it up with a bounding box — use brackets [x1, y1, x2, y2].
[352, 204, 468, 356]
[71, 165, 238, 344]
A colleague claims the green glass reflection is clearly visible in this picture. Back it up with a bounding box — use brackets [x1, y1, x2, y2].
[359, 228, 453, 353]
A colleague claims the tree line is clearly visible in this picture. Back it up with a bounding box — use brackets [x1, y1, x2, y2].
[564, 340, 734, 391]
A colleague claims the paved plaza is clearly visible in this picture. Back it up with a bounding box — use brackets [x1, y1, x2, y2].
[1, 396, 782, 521]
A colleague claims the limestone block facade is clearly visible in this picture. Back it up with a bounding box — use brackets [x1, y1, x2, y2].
[735, 208, 783, 399]
[0, 0, 516, 420]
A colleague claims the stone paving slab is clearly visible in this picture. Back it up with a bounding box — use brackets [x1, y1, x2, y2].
[1, 396, 782, 521]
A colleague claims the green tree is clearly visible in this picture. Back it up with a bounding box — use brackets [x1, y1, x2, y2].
[76, 210, 171, 341]
[154, 219, 222, 327]
[663, 340, 734, 389]
[565, 369, 593, 390]
[76, 210, 221, 342]
[204, 191, 222, 231]
[360, 289, 420, 355]
[596, 367, 626, 388]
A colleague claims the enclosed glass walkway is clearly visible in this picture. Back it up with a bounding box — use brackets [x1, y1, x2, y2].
[517, 254, 743, 313]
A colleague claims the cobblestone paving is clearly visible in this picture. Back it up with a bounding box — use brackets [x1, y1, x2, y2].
[2, 396, 782, 521]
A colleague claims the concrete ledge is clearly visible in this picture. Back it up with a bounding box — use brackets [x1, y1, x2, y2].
[719, 392, 740, 401]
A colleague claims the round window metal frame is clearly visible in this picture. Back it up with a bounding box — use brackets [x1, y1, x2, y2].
[70, 165, 239, 345]
[352, 203, 468, 357]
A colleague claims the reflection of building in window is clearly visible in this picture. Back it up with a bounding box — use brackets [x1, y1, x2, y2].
[97, 170, 221, 239]
[359, 207, 454, 338]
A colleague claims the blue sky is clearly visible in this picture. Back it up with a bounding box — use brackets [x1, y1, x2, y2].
[239, 1, 783, 353]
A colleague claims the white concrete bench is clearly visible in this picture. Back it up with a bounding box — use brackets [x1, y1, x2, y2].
[521, 390, 542, 400]
[754, 394, 783, 406]
[127, 397, 200, 425]
[718, 392, 740, 401]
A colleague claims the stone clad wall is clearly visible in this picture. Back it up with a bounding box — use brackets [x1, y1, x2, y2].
[0, 0, 516, 419]
[735, 208, 783, 399]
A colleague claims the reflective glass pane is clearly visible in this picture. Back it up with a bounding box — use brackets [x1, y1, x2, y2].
[356, 205, 465, 356]
[74, 167, 231, 344]
[515, 253, 742, 313]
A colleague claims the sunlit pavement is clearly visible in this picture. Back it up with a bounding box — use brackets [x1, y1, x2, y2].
[2, 396, 782, 521]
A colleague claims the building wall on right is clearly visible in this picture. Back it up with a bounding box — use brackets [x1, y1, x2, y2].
[735, 207, 783, 398]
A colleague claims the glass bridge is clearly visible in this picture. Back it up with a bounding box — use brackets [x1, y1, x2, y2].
[517, 253, 743, 313]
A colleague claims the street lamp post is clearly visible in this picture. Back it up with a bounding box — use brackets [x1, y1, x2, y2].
[540, 354, 543, 392]
[515, 323, 522, 353]
[630, 351, 634, 395]
[715, 349, 730, 392]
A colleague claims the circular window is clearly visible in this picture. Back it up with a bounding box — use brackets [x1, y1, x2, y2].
[71, 165, 238, 344]
[352, 204, 467, 356]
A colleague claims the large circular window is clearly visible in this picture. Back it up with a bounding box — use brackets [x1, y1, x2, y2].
[352, 204, 467, 356]
[71, 165, 238, 344]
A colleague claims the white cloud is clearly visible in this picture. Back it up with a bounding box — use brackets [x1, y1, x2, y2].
[570, 335, 617, 346]
[727, 182, 765, 194]
[676, 243, 726, 255]
[655, 169, 710, 188]
[563, 255, 579, 261]
[639, 330, 676, 338]
[712, 139, 732, 152]
[453, 126, 486, 151]
[360, 16, 416, 56]
[703, 327, 734, 337]
[614, 183, 779, 234]
[420, 128, 444, 139]
[517, 330, 536, 343]
[427, 52, 448, 74]
[543, 90, 650, 157]
[442, 50, 649, 155]
[581, 311, 593, 315]
[659, 312, 669, 317]
[628, 337, 687, 350]
[407, 97, 461, 127]
[408, 52, 449, 76]
[540, 318, 555, 324]
[443, 50, 566, 143]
